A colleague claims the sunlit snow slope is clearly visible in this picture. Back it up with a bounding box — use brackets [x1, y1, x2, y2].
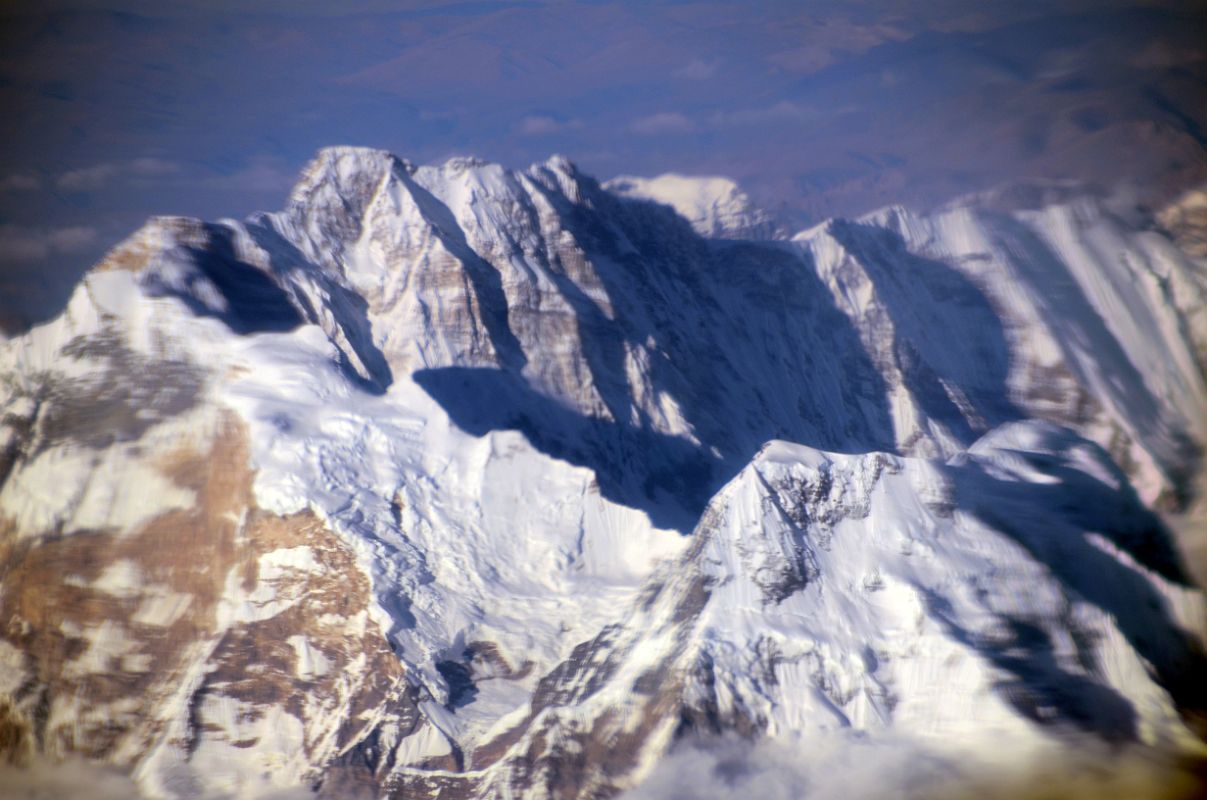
[1, 147, 1205, 799]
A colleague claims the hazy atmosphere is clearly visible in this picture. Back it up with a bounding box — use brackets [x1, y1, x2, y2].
[2, 0, 1206, 329]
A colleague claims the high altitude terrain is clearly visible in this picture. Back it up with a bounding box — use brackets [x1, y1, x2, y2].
[1, 147, 1206, 799]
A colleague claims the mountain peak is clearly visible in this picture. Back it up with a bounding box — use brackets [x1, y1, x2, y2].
[287, 146, 406, 209]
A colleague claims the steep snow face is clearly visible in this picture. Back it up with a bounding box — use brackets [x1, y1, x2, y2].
[687, 423, 1205, 746]
[603, 173, 782, 240]
[0, 148, 1204, 799]
[464, 423, 1206, 797]
[796, 200, 1207, 506]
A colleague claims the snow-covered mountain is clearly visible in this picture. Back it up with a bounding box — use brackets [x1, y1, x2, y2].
[1, 147, 1205, 799]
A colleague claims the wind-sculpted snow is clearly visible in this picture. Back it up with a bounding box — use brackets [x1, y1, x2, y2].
[0, 147, 1205, 798]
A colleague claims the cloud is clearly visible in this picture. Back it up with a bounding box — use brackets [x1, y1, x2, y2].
[622, 734, 934, 800]
[621, 732, 1200, 800]
[709, 101, 822, 128]
[48, 226, 100, 252]
[0, 756, 320, 799]
[0, 224, 98, 262]
[0, 759, 143, 800]
[57, 163, 120, 191]
[675, 58, 718, 80]
[128, 157, 180, 177]
[56, 158, 180, 191]
[0, 174, 41, 192]
[202, 159, 296, 194]
[517, 115, 584, 136]
[420, 108, 463, 122]
[630, 112, 696, 136]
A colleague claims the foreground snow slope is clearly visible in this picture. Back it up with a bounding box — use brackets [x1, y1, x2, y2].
[0, 148, 1204, 798]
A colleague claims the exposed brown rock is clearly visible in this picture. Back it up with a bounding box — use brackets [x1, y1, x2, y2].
[0, 412, 420, 784]
[0, 698, 32, 765]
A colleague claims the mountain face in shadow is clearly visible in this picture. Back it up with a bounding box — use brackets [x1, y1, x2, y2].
[401, 170, 1021, 529]
[410, 202, 905, 529]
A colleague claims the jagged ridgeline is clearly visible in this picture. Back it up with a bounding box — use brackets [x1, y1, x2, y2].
[1, 147, 1206, 799]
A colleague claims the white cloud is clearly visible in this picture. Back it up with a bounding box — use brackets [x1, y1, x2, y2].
[0, 759, 144, 800]
[0, 228, 50, 262]
[57, 163, 120, 191]
[518, 115, 584, 136]
[203, 160, 295, 194]
[128, 157, 180, 177]
[630, 112, 696, 135]
[622, 733, 1196, 800]
[675, 58, 719, 80]
[622, 735, 936, 800]
[709, 101, 820, 128]
[0, 224, 99, 262]
[48, 226, 100, 252]
[0, 174, 41, 192]
[56, 158, 180, 191]
[419, 108, 464, 122]
[0, 756, 317, 799]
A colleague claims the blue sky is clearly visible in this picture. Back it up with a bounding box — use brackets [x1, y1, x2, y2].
[1, 0, 1205, 330]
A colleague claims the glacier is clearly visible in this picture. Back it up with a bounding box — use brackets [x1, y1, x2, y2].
[0, 146, 1205, 799]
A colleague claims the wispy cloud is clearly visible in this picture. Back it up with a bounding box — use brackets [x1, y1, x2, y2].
[709, 101, 823, 128]
[630, 112, 696, 135]
[0, 224, 98, 262]
[0, 759, 144, 800]
[419, 108, 464, 122]
[57, 164, 120, 192]
[127, 157, 180, 177]
[0, 174, 41, 192]
[622, 732, 1196, 800]
[56, 158, 180, 191]
[517, 115, 584, 136]
[202, 159, 296, 194]
[0, 757, 321, 800]
[674, 58, 719, 80]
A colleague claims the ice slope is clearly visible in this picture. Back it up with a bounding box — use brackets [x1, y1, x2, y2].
[461, 423, 1206, 798]
[0, 147, 1204, 799]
